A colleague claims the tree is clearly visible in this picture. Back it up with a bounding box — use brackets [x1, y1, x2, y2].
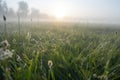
[17, 1, 29, 17]
[31, 8, 40, 18]
[30, 8, 49, 19]
[2, 1, 8, 14]
[0, 0, 8, 16]
[7, 8, 15, 18]
[0, 0, 3, 15]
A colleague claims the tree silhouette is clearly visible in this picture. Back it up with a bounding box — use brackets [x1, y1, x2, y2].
[0, 0, 8, 15]
[17, 1, 29, 17]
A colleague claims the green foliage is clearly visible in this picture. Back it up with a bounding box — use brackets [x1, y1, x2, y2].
[0, 22, 120, 80]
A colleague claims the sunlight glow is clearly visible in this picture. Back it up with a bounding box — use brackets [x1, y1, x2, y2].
[53, 6, 67, 19]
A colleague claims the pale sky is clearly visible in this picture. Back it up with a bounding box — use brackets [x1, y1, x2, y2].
[4, 0, 120, 20]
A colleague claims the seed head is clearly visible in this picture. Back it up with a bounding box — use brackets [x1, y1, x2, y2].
[3, 15, 6, 21]
[48, 60, 53, 69]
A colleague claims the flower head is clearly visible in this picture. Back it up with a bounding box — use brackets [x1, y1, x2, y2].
[93, 73, 98, 79]
[0, 40, 13, 60]
[17, 55, 22, 62]
[0, 49, 13, 60]
[26, 32, 31, 40]
[48, 60, 53, 69]
[1, 40, 9, 51]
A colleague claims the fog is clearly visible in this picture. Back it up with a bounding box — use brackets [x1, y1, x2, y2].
[0, 0, 120, 25]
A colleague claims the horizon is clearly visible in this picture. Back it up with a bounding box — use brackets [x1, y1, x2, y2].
[0, 0, 119, 24]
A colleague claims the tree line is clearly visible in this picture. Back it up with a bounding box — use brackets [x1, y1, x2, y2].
[0, 0, 50, 21]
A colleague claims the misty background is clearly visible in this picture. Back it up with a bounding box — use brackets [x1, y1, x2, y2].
[0, 0, 120, 24]
[0, 0, 53, 22]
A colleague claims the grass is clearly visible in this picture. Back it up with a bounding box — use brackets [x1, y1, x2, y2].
[0, 22, 120, 80]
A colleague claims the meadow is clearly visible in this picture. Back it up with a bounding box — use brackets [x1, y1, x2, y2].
[0, 22, 120, 80]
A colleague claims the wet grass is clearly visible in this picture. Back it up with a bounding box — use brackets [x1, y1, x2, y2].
[0, 22, 120, 80]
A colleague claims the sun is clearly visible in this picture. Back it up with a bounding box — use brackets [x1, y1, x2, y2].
[53, 7, 67, 19]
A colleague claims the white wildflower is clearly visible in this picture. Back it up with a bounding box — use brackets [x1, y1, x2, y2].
[26, 32, 31, 40]
[93, 73, 97, 78]
[1, 40, 9, 51]
[24, 63, 27, 68]
[17, 55, 22, 62]
[11, 49, 15, 53]
[48, 60, 53, 69]
[0, 40, 13, 60]
[0, 48, 13, 60]
[31, 38, 38, 43]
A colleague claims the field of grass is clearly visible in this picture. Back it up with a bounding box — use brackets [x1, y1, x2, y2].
[0, 22, 120, 80]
